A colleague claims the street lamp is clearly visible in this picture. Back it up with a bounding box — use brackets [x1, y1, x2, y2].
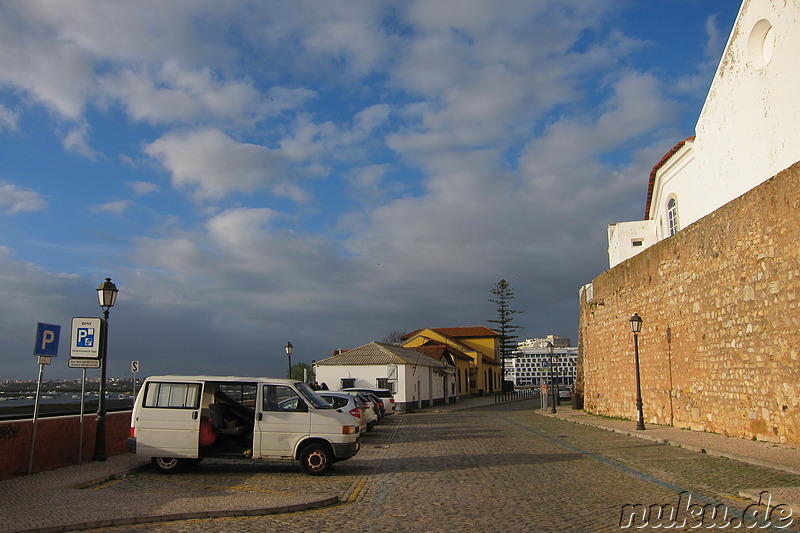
[285, 341, 293, 379]
[629, 313, 645, 430]
[547, 342, 557, 413]
[93, 277, 118, 461]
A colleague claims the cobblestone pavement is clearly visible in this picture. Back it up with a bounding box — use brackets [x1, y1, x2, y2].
[78, 401, 799, 533]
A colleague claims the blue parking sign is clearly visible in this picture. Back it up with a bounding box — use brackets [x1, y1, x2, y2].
[34, 323, 61, 357]
[76, 327, 96, 348]
[71, 317, 102, 358]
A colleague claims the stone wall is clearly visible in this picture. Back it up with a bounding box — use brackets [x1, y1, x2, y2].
[579, 162, 800, 445]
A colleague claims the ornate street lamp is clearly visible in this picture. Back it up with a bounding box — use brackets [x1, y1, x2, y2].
[285, 341, 293, 379]
[93, 277, 118, 461]
[630, 313, 645, 430]
[547, 342, 557, 413]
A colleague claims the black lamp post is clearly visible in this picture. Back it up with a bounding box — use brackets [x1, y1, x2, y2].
[285, 341, 293, 379]
[93, 277, 118, 461]
[547, 342, 557, 413]
[630, 313, 645, 430]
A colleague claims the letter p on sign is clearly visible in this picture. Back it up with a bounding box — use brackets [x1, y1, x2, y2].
[34, 322, 61, 357]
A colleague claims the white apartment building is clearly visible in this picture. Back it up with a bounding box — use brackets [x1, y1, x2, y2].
[504, 338, 577, 388]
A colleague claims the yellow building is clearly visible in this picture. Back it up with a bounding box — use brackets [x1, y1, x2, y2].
[402, 327, 501, 396]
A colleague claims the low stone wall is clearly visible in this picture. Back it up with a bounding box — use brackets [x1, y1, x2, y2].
[0, 411, 131, 480]
[579, 162, 800, 445]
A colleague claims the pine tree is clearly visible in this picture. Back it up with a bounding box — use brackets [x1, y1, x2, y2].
[488, 279, 523, 392]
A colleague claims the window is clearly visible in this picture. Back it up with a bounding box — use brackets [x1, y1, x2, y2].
[341, 378, 356, 389]
[262, 385, 304, 411]
[144, 382, 200, 409]
[376, 378, 395, 393]
[667, 197, 679, 236]
[631, 239, 643, 247]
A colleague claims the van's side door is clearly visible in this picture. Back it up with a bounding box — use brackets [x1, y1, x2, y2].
[133, 380, 202, 458]
[254, 384, 311, 458]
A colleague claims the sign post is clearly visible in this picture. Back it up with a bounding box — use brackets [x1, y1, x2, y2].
[29, 322, 61, 474]
[131, 361, 139, 399]
[70, 317, 102, 464]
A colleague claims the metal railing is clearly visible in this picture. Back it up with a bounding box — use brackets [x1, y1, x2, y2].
[493, 388, 538, 403]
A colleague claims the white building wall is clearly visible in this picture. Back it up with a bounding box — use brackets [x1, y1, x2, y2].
[313, 365, 391, 393]
[607, 220, 656, 268]
[693, 0, 800, 220]
[607, 0, 800, 268]
[647, 141, 699, 237]
[315, 363, 448, 410]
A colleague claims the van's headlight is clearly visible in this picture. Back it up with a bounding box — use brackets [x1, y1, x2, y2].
[342, 425, 358, 435]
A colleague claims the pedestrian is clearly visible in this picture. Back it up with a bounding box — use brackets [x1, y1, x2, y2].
[320, 382, 329, 390]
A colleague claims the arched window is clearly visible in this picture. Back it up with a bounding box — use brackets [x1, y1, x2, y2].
[667, 197, 679, 236]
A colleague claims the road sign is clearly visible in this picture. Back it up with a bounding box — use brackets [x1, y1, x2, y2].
[69, 358, 101, 368]
[34, 323, 61, 357]
[70, 318, 102, 358]
[131, 361, 139, 372]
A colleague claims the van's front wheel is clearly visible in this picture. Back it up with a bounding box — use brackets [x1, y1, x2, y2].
[152, 456, 185, 474]
[299, 444, 332, 476]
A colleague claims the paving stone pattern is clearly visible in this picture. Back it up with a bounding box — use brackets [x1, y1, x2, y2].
[73, 401, 799, 533]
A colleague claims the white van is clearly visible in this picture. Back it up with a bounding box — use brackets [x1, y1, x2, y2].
[128, 376, 360, 476]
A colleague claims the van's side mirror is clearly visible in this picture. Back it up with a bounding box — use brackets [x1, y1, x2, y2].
[297, 399, 308, 412]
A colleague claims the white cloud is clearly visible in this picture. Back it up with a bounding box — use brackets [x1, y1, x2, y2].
[126, 181, 159, 195]
[0, 104, 19, 132]
[0, 181, 46, 214]
[144, 128, 293, 201]
[91, 199, 133, 214]
[60, 122, 99, 159]
[100, 62, 265, 125]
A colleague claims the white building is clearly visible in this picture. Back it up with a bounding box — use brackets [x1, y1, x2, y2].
[608, 0, 800, 268]
[505, 341, 577, 388]
[313, 341, 455, 412]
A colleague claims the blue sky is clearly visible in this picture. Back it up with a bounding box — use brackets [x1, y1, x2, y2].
[0, 1, 740, 380]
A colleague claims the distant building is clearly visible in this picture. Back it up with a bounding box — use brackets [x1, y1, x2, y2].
[401, 327, 501, 396]
[313, 341, 454, 412]
[517, 335, 571, 349]
[505, 338, 577, 388]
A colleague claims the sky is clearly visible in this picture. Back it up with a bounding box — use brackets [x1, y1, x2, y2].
[0, 1, 741, 381]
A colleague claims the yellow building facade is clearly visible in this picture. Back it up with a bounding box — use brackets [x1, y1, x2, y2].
[402, 327, 501, 396]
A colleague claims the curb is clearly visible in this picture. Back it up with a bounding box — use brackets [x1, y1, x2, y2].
[14, 495, 341, 533]
[537, 411, 800, 476]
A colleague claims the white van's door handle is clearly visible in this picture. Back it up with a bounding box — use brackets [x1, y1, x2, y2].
[192, 411, 198, 420]
[257, 412, 263, 421]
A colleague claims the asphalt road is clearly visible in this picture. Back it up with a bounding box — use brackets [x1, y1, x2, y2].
[83, 400, 800, 532]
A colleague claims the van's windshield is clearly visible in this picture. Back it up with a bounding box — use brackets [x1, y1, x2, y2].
[296, 382, 334, 409]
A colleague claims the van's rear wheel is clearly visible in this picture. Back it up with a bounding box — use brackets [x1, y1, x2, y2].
[299, 444, 332, 476]
[152, 456, 185, 474]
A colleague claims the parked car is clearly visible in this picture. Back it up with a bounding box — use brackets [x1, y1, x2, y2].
[558, 387, 572, 402]
[354, 393, 379, 430]
[361, 392, 385, 419]
[317, 391, 367, 434]
[344, 388, 396, 415]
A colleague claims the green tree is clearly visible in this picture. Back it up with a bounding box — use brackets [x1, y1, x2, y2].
[488, 279, 524, 392]
[290, 362, 313, 383]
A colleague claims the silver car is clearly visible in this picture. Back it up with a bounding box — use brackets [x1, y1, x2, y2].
[317, 391, 367, 434]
